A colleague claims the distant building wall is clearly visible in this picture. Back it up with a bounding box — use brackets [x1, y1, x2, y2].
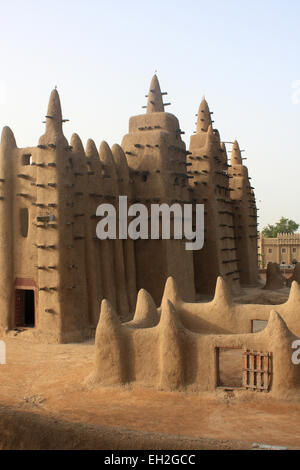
[259, 233, 300, 267]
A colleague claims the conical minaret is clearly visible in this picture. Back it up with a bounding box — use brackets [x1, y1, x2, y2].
[0, 127, 16, 332]
[146, 74, 164, 113]
[229, 140, 258, 284]
[85, 139, 104, 326]
[121, 75, 195, 304]
[0, 120, 40, 333]
[69, 133, 89, 328]
[112, 144, 137, 314]
[196, 97, 212, 133]
[98, 141, 131, 319]
[34, 90, 90, 342]
[231, 140, 243, 165]
[44, 89, 64, 142]
[189, 99, 240, 295]
[98, 142, 118, 311]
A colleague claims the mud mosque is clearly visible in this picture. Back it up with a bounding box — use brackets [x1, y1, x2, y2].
[0, 75, 259, 343]
[2, 74, 300, 398]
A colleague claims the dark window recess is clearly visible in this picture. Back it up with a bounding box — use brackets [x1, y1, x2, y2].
[20, 208, 29, 237]
[22, 154, 32, 166]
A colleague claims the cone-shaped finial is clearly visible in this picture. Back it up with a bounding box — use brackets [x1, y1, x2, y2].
[159, 299, 183, 391]
[196, 98, 212, 133]
[45, 89, 63, 135]
[214, 129, 221, 144]
[264, 310, 293, 341]
[70, 133, 85, 153]
[86, 138, 103, 173]
[220, 142, 228, 165]
[287, 281, 300, 305]
[93, 299, 124, 386]
[97, 299, 121, 332]
[205, 124, 215, 147]
[1, 126, 17, 148]
[99, 141, 113, 164]
[99, 140, 117, 179]
[159, 298, 180, 330]
[131, 289, 159, 327]
[146, 75, 164, 113]
[86, 138, 98, 157]
[231, 140, 242, 165]
[213, 276, 232, 306]
[111, 144, 130, 181]
[161, 276, 181, 306]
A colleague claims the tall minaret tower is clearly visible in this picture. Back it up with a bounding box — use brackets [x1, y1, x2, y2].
[0, 127, 16, 333]
[188, 98, 240, 295]
[229, 140, 258, 284]
[121, 75, 195, 304]
[35, 90, 89, 342]
[112, 144, 137, 313]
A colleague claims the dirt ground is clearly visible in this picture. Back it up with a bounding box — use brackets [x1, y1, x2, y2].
[1, 284, 300, 450]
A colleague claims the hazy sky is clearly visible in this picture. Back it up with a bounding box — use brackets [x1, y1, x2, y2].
[0, 0, 299, 230]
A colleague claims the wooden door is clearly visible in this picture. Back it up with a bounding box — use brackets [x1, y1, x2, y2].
[15, 289, 25, 327]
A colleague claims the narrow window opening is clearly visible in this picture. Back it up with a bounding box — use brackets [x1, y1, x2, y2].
[22, 154, 32, 166]
[20, 208, 29, 238]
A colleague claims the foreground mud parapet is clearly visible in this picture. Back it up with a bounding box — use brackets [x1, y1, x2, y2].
[162, 276, 300, 337]
[89, 277, 300, 399]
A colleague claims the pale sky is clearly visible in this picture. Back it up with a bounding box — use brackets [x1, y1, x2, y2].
[1, 0, 300, 230]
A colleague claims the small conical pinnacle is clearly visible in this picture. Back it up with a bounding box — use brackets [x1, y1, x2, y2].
[146, 74, 164, 113]
[99, 141, 117, 179]
[99, 141, 114, 165]
[70, 133, 85, 153]
[221, 142, 227, 153]
[205, 124, 215, 145]
[86, 139, 103, 173]
[86, 138, 98, 158]
[1, 126, 17, 148]
[45, 89, 63, 136]
[231, 140, 242, 165]
[196, 97, 212, 133]
[111, 144, 129, 180]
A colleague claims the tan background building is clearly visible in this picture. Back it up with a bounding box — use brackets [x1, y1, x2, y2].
[259, 233, 300, 267]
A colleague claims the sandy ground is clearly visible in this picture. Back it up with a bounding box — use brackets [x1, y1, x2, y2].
[1, 284, 300, 450]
